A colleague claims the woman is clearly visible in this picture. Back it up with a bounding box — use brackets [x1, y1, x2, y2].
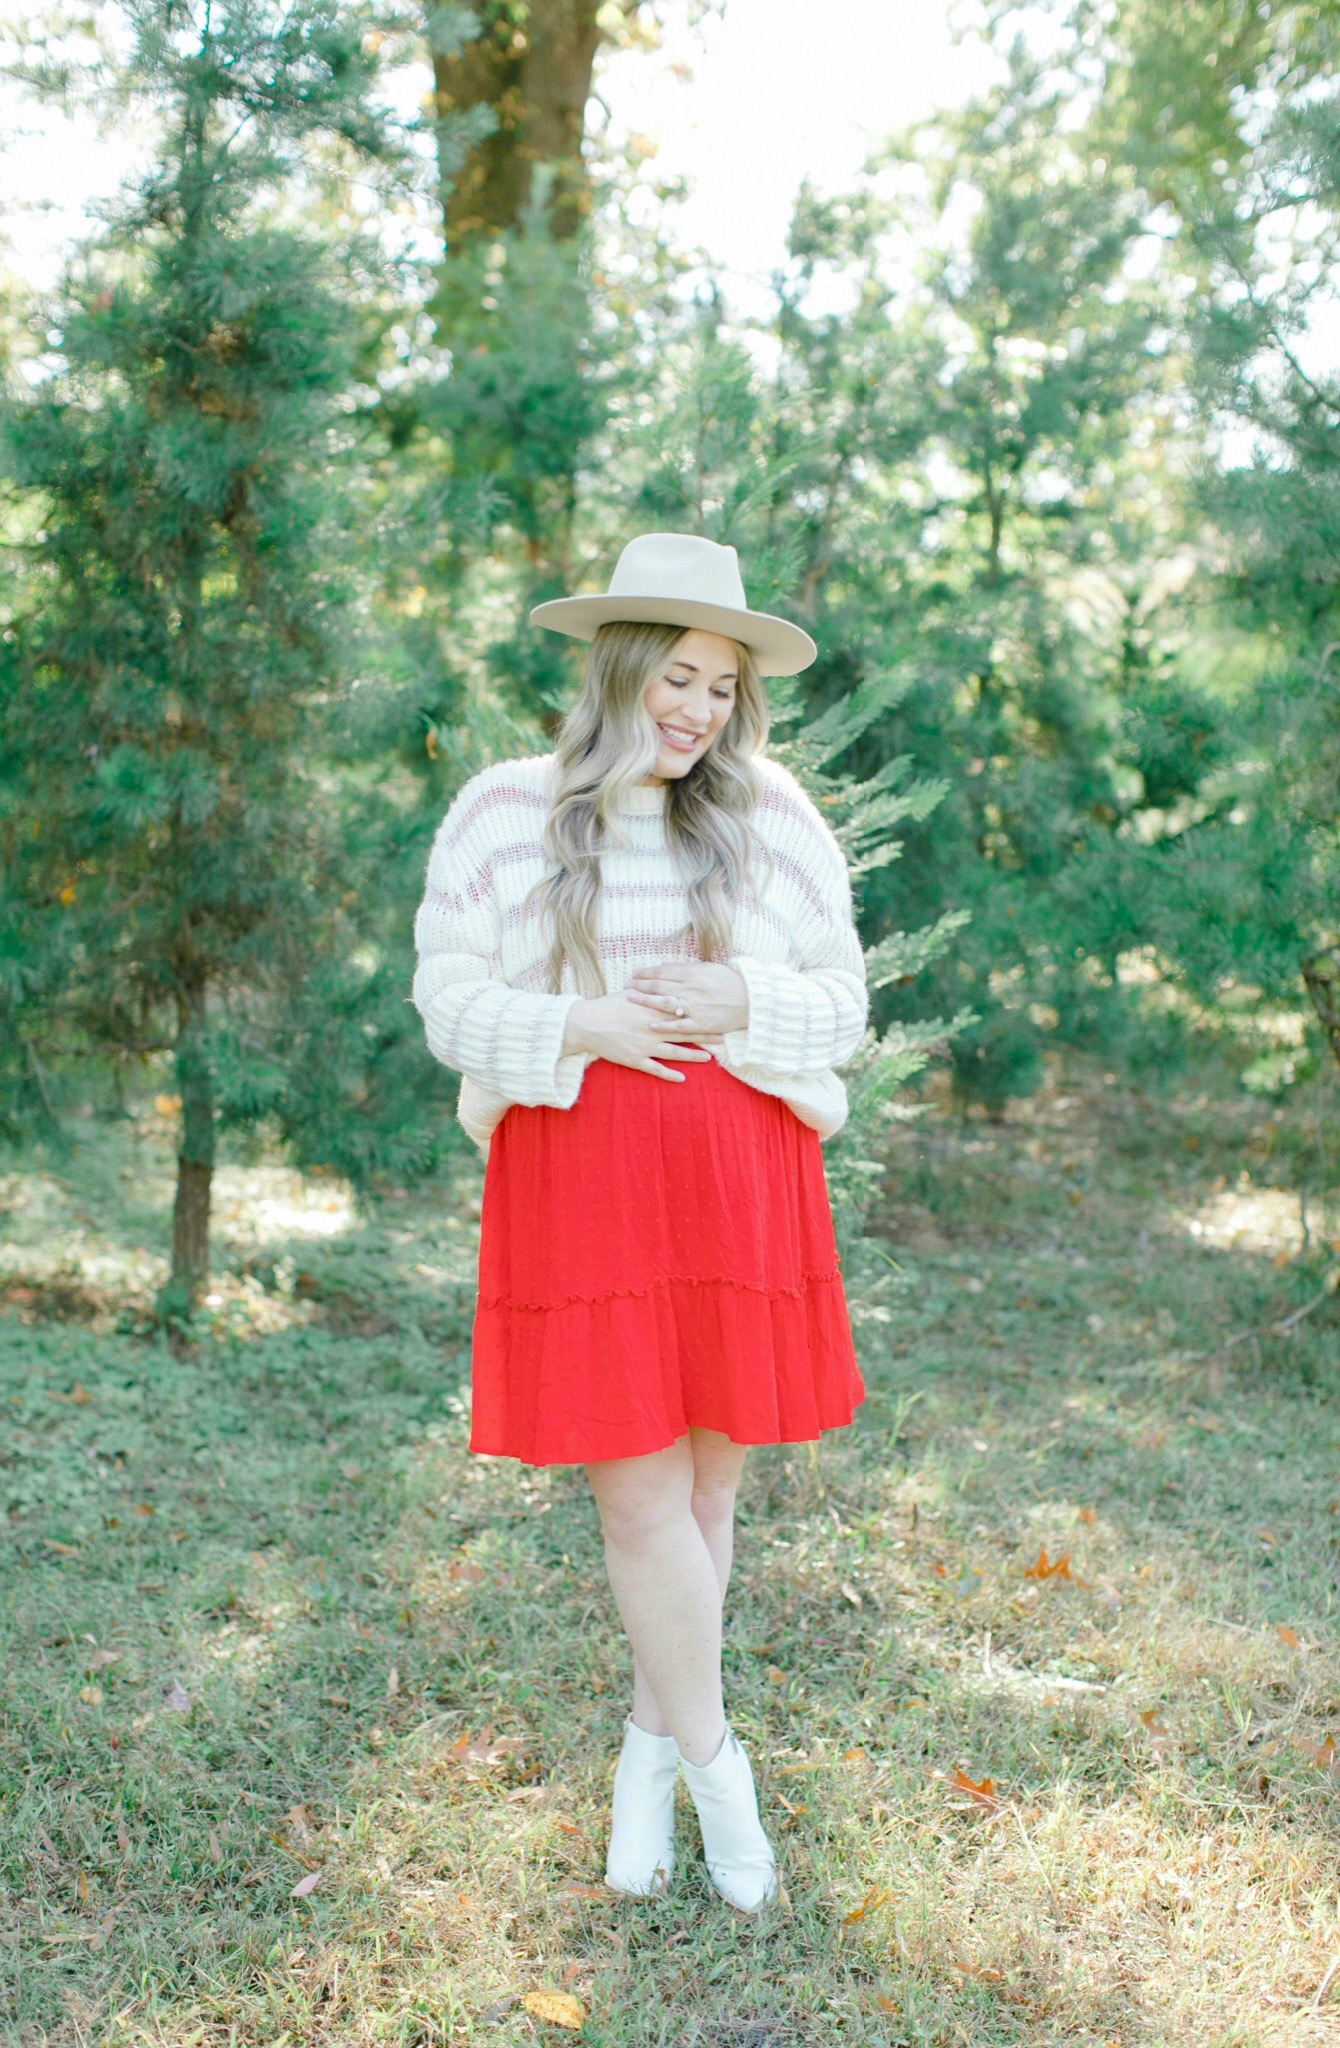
[411, 532, 869, 1914]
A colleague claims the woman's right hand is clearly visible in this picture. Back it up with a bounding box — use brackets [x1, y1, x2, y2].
[561, 993, 717, 1081]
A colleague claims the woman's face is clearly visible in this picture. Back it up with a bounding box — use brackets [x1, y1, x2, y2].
[642, 629, 740, 783]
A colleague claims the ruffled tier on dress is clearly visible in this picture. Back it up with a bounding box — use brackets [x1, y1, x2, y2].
[468, 1052, 865, 1465]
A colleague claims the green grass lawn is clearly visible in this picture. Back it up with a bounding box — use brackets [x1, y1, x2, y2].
[3, 1056, 1337, 2048]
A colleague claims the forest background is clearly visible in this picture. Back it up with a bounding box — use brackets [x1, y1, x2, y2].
[0, 3, 1338, 2045]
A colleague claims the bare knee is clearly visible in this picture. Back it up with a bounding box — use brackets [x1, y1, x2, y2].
[689, 1431, 745, 1535]
[587, 1444, 694, 1554]
[690, 1474, 738, 1537]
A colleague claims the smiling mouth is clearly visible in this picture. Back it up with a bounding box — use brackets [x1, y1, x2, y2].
[658, 724, 704, 753]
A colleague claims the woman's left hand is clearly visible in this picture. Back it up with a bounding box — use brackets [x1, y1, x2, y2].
[625, 961, 749, 1041]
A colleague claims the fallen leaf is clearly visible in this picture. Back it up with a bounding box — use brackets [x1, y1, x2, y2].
[448, 1557, 486, 1585]
[1078, 1507, 1097, 1524]
[1299, 1735, 1336, 1770]
[289, 1869, 321, 1899]
[954, 1960, 1004, 1982]
[564, 1881, 609, 1901]
[208, 1830, 223, 1865]
[949, 1768, 1004, 1817]
[840, 1582, 863, 1610]
[1259, 1529, 1277, 1547]
[154, 1094, 182, 1116]
[1276, 1625, 1301, 1649]
[325, 1693, 350, 1709]
[876, 1995, 900, 2013]
[131, 1503, 155, 1517]
[116, 1813, 129, 1853]
[86, 1649, 119, 1672]
[775, 1791, 807, 1816]
[1024, 1547, 1080, 1583]
[161, 1680, 190, 1714]
[77, 1870, 89, 1903]
[522, 1989, 586, 2029]
[48, 1384, 93, 1405]
[842, 1885, 892, 1925]
[43, 1540, 80, 1557]
[386, 1665, 400, 1698]
[446, 1725, 526, 1767]
[79, 1685, 103, 1706]
[765, 1665, 787, 1685]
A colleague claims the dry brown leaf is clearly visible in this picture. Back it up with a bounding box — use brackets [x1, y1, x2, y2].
[448, 1558, 486, 1585]
[77, 1870, 89, 1903]
[48, 1384, 93, 1405]
[950, 1768, 1005, 1817]
[44, 1540, 79, 1557]
[208, 1830, 223, 1865]
[386, 1665, 400, 1699]
[1024, 1546, 1076, 1582]
[842, 1885, 892, 1925]
[290, 1869, 321, 1899]
[447, 1725, 526, 1767]
[564, 1881, 609, 1901]
[79, 1685, 103, 1706]
[522, 1989, 586, 2029]
[131, 1502, 155, 1517]
[116, 1813, 129, 1853]
[875, 1995, 900, 2013]
[765, 1665, 787, 1685]
[1299, 1734, 1336, 1770]
[1276, 1625, 1301, 1649]
[86, 1649, 119, 1672]
[1078, 1507, 1097, 1524]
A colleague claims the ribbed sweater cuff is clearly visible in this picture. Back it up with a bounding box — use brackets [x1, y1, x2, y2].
[720, 954, 818, 1075]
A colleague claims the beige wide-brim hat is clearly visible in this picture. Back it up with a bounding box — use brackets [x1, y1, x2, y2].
[529, 532, 817, 677]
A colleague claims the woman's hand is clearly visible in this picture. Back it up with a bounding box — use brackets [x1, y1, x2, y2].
[561, 991, 715, 1081]
[625, 961, 750, 1038]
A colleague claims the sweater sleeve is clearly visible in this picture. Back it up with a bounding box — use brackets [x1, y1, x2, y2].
[716, 772, 869, 1078]
[410, 768, 588, 1109]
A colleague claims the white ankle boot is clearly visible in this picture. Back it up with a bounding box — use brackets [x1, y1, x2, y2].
[677, 1724, 779, 1913]
[604, 1716, 679, 1896]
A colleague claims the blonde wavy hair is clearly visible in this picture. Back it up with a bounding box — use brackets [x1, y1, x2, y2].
[527, 620, 773, 996]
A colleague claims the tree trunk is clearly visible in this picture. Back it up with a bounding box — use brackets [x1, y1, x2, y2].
[169, 981, 215, 1313]
[431, 0, 604, 248]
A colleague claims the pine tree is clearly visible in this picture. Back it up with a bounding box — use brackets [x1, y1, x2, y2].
[0, 0, 404, 1324]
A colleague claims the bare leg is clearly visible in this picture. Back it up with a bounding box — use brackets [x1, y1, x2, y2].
[629, 1429, 749, 1738]
[585, 1435, 733, 1766]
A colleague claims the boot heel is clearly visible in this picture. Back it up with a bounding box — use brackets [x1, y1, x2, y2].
[678, 1725, 778, 1913]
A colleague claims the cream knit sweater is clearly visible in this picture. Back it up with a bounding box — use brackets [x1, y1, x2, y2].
[410, 751, 869, 1149]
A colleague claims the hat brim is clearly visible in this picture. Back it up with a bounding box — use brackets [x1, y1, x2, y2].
[528, 594, 817, 677]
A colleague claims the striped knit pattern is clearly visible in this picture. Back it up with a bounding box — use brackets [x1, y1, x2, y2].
[411, 751, 869, 1148]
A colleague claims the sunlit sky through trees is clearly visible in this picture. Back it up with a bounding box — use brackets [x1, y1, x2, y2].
[0, 0, 1334, 457]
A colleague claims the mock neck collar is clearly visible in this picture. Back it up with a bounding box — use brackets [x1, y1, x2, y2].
[610, 780, 669, 815]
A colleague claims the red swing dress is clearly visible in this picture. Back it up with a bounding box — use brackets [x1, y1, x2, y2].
[468, 1048, 865, 1467]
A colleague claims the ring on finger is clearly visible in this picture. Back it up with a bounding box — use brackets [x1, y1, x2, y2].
[674, 1000, 686, 1017]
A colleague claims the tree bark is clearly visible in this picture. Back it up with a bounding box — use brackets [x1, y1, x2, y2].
[169, 980, 215, 1312]
[431, 0, 604, 248]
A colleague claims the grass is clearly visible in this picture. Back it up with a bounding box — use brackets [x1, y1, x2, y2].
[2, 1053, 1338, 2048]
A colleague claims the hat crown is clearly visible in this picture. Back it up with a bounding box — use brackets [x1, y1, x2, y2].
[607, 533, 748, 612]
